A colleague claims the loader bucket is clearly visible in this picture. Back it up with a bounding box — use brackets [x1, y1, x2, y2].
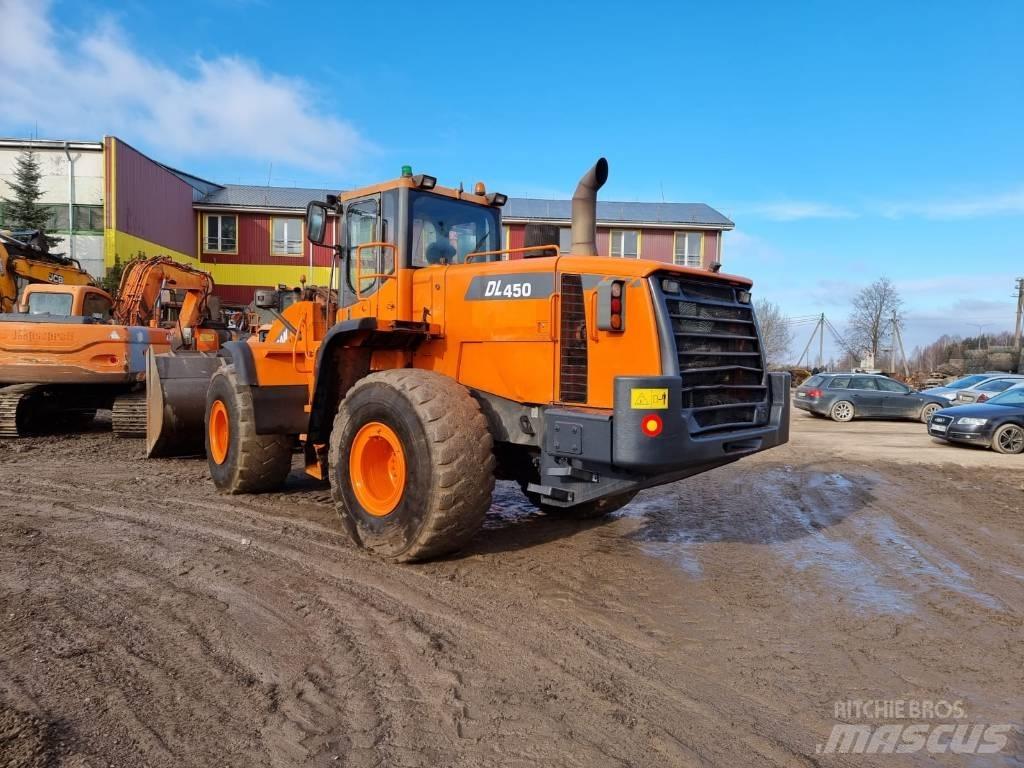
[146, 351, 224, 458]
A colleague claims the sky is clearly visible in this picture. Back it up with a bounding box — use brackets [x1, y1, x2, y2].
[1, 0, 1022, 359]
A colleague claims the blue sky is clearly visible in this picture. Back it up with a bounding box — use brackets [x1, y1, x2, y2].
[2, 0, 1022, 357]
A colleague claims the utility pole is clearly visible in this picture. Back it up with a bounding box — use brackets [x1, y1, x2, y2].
[1013, 277, 1024, 372]
[891, 310, 909, 378]
[818, 312, 825, 370]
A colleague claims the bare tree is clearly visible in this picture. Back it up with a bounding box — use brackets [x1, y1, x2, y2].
[846, 277, 903, 364]
[754, 298, 793, 368]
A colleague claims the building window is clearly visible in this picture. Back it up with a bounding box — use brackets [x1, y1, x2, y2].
[610, 229, 639, 258]
[204, 214, 237, 253]
[558, 227, 572, 254]
[673, 231, 703, 267]
[272, 217, 303, 256]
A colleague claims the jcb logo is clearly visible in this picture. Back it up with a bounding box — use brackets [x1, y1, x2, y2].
[484, 280, 533, 299]
[48, 273, 65, 284]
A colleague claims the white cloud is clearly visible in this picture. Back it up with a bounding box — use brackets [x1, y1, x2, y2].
[735, 201, 858, 221]
[0, 0, 366, 172]
[878, 188, 1024, 220]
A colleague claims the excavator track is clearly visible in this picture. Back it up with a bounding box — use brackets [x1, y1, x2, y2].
[112, 392, 147, 437]
[0, 384, 40, 438]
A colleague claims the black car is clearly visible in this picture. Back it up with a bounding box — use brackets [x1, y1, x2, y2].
[793, 372, 948, 423]
[928, 384, 1024, 454]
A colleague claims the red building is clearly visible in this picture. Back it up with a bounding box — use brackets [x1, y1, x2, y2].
[100, 137, 734, 306]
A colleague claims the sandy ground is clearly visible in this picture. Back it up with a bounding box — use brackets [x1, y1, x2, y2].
[0, 411, 1022, 767]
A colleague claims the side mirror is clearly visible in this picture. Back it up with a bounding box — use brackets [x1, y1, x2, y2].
[254, 288, 279, 310]
[306, 201, 329, 246]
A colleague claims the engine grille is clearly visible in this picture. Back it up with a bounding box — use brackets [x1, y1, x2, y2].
[559, 273, 588, 403]
[659, 274, 767, 432]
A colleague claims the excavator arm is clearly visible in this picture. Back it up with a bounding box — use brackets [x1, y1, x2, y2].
[113, 255, 215, 328]
[0, 235, 97, 313]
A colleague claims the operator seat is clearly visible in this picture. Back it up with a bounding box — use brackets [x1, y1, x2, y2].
[424, 239, 456, 265]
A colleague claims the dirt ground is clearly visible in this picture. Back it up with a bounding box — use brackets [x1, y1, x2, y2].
[0, 411, 1022, 767]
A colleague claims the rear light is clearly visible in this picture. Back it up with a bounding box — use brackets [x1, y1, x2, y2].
[597, 279, 626, 332]
[978, 394, 989, 402]
[641, 413, 663, 437]
[806, 388, 823, 398]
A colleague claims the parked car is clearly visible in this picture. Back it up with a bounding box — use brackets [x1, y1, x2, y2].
[928, 383, 1024, 454]
[794, 372, 949, 423]
[952, 374, 1024, 404]
[922, 372, 1023, 403]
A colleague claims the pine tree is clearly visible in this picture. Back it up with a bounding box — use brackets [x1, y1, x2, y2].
[2, 149, 54, 236]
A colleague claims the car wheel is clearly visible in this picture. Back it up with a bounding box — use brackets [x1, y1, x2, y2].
[991, 424, 1024, 455]
[829, 400, 855, 423]
[920, 402, 941, 424]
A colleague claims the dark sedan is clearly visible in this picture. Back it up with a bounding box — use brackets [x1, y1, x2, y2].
[928, 385, 1024, 454]
[794, 373, 949, 423]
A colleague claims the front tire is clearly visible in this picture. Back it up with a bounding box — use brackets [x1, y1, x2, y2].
[920, 402, 941, 424]
[991, 423, 1024, 455]
[205, 365, 293, 493]
[830, 400, 855, 422]
[329, 369, 495, 562]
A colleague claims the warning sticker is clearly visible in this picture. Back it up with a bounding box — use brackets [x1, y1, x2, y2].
[630, 388, 669, 410]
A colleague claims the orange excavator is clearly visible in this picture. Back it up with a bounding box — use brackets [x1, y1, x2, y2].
[0, 254, 219, 437]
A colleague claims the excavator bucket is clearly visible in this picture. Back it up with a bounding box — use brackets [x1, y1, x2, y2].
[146, 350, 223, 457]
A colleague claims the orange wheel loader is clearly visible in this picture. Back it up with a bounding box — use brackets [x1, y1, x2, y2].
[150, 159, 790, 562]
[0, 255, 221, 437]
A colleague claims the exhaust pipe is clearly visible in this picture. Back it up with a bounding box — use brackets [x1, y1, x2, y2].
[571, 157, 609, 255]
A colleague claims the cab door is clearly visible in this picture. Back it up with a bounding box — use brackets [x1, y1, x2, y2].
[342, 195, 398, 325]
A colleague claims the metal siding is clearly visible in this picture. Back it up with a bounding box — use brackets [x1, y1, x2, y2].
[596, 229, 610, 256]
[703, 231, 719, 266]
[199, 212, 336, 266]
[641, 229, 673, 263]
[507, 224, 525, 257]
[114, 139, 195, 256]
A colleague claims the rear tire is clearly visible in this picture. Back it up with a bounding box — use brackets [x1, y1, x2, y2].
[205, 365, 293, 493]
[829, 400, 855, 422]
[329, 369, 494, 562]
[991, 423, 1024, 455]
[919, 402, 941, 424]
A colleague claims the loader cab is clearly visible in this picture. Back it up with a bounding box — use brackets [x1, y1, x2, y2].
[306, 171, 505, 318]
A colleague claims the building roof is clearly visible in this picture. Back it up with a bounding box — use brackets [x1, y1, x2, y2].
[197, 184, 334, 211]
[197, 184, 734, 229]
[502, 198, 733, 230]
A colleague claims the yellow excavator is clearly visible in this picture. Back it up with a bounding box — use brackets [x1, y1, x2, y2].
[0, 229, 96, 312]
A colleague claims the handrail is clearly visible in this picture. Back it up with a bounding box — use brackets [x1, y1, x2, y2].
[463, 245, 560, 264]
[353, 241, 397, 299]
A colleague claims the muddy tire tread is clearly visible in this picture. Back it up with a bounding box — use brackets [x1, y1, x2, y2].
[209, 366, 292, 494]
[330, 369, 495, 562]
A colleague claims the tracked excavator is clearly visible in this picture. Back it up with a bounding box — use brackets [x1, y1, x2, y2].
[0, 229, 97, 312]
[148, 159, 790, 563]
[0, 255, 218, 437]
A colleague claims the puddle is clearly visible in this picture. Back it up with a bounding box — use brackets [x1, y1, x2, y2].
[857, 515, 1003, 611]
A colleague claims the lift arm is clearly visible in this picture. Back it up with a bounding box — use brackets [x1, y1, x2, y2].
[113, 255, 215, 328]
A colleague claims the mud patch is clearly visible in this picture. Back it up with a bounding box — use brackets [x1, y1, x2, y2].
[0, 703, 61, 768]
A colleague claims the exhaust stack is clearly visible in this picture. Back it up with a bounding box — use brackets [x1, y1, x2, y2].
[571, 158, 609, 255]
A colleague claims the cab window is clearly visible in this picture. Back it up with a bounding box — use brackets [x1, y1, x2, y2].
[82, 293, 112, 320]
[850, 376, 879, 390]
[27, 292, 73, 316]
[345, 198, 387, 296]
[410, 191, 500, 267]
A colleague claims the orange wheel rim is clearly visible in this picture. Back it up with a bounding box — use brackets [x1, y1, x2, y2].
[349, 421, 406, 516]
[209, 400, 230, 465]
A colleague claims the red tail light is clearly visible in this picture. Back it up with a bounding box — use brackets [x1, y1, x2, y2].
[807, 388, 823, 398]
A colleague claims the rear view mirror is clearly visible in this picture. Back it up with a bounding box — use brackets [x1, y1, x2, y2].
[306, 201, 328, 245]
